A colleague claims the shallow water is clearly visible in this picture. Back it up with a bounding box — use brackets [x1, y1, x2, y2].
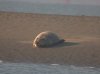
[0, 1, 100, 16]
[0, 62, 100, 74]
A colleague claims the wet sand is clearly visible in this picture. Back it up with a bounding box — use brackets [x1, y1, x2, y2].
[0, 12, 100, 67]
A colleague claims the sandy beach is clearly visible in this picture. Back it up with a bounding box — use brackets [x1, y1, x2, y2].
[0, 11, 100, 67]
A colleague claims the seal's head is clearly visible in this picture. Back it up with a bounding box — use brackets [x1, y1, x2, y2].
[33, 31, 64, 47]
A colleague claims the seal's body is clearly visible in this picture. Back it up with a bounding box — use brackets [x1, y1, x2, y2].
[33, 31, 64, 47]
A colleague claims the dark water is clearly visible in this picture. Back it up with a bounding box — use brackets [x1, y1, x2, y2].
[0, 1, 100, 16]
[0, 62, 100, 74]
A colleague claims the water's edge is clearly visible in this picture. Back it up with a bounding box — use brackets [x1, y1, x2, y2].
[0, 62, 100, 74]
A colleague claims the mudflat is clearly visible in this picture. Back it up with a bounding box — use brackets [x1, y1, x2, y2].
[0, 12, 100, 67]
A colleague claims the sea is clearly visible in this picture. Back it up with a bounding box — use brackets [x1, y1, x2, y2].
[0, 62, 100, 74]
[0, 1, 100, 16]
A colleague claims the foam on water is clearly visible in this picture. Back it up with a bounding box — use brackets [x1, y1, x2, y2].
[0, 60, 3, 63]
[0, 62, 100, 74]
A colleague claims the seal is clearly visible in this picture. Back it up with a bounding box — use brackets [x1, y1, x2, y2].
[33, 31, 65, 47]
